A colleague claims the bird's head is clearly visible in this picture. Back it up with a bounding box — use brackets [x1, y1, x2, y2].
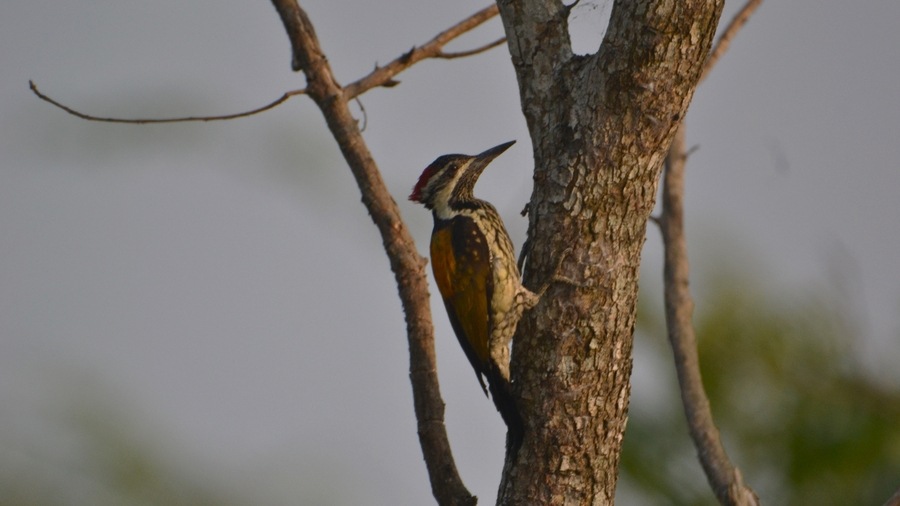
[409, 140, 515, 214]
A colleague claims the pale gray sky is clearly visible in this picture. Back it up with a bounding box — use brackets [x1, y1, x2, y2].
[2, 1, 899, 504]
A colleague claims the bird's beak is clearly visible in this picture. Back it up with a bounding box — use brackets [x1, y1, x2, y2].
[473, 140, 516, 167]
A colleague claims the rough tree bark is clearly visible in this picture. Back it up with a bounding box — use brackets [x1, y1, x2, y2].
[495, 1, 723, 504]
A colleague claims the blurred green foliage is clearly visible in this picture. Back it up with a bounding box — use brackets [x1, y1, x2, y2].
[0, 401, 236, 506]
[620, 269, 900, 505]
[2, 266, 898, 505]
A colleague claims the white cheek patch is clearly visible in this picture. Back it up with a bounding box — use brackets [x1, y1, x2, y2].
[432, 161, 470, 220]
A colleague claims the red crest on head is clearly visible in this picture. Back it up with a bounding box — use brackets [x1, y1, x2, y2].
[409, 157, 450, 202]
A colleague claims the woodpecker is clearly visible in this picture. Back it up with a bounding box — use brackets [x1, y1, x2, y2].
[409, 140, 538, 446]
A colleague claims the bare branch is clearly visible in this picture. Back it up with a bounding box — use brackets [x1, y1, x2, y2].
[701, 0, 763, 82]
[270, 1, 475, 504]
[657, 1, 764, 504]
[437, 36, 506, 59]
[660, 127, 760, 506]
[29, 80, 305, 124]
[342, 5, 501, 99]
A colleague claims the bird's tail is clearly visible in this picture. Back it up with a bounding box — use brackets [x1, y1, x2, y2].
[486, 365, 524, 458]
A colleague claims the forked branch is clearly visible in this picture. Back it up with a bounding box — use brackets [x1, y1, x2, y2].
[31, 4, 507, 504]
[342, 5, 500, 99]
[270, 1, 486, 504]
[29, 5, 502, 125]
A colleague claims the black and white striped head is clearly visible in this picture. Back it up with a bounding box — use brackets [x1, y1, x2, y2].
[409, 141, 515, 215]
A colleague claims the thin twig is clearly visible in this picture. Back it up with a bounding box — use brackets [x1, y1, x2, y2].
[29, 80, 305, 124]
[354, 97, 368, 132]
[437, 36, 506, 59]
[657, 1, 764, 504]
[701, 0, 763, 82]
[342, 4, 500, 99]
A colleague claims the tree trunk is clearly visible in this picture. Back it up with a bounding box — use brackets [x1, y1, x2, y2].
[496, 1, 723, 504]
